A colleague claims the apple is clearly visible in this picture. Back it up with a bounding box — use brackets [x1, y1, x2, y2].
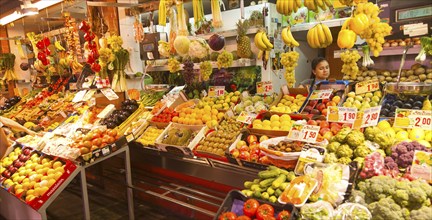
[326, 101, 337, 107]
[307, 120, 318, 126]
[250, 153, 259, 162]
[18, 154, 27, 162]
[323, 131, 333, 140]
[13, 159, 23, 167]
[322, 99, 329, 105]
[8, 165, 17, 174]
[250, 147, 260, 156]
[316, 103, 326, 112]
[240, 145, 249, 152]
[331, 126, 341, 135]
[311, 109, 321, 115]
[230, 149, 240, 158]
[239, 151, 251, 161]
[236, 141, 247, 149]
[321, 108, 328, 116]
[259, 135, 269, 143]
[320, 127, 331, 136]
[246, 135, 258, 144]
[22, 148, 31, 156]
[309, 100, 318, 106]
[2, 170, 11, 178]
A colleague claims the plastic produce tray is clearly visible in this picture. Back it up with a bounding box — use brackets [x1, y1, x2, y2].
[214, 190, 298, 220]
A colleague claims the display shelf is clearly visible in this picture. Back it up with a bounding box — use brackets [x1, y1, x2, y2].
[196, 27, 261, 40]
[290, 18, 350, 32]
[145, 59, 257, 72]
[333, 44, 422, 58]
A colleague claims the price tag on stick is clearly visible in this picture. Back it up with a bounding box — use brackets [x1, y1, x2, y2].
[309, 89, 333, 100]
[361, 106, 381, 128]
[256, 81, 273, 95]
[327, 106, 357, 123]
[208, 86, 225, 97]
[287, 123, 320, 143]
[355, 80, 379, 94]
[237, 111, 256, 124]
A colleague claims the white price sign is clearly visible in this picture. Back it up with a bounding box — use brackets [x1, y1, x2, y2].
[237, 111, 256, 124]
[256, 81, 273, 95]
[361, 106, 381, 128]
[72, 90, 87, 103]
[394, 109, 432, 130]
[327, 106, 357, 123]
[208, 86, 225, 97]
[287, 124, 320, 143]
[101, 88, 119, 101]
[309, 89, 333, 100]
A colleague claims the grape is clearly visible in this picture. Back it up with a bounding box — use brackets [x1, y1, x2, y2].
[182, 59, 195, 85]
[199, 61, 212, 81]
[216, 51, 233, 69]
[341, 50, 361, 79]
[280, 51, 299, 87]
[168, 57, 181, 73]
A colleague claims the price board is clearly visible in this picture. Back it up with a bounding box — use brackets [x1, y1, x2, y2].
[309, 89, 333, 100]
[355, 80, 379, 94]
[287, 123, 320, 143]
[256, 81, 273, 95]
[208, 86, 225, 97]
[327, 106, 357, 123]
[394, 109, 432, 130]
[101, 88, 119, 100]
[237, 111, 256, 124]
[361, 106, 381, 128]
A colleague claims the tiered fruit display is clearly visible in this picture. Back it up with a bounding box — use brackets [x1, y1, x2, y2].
[173, 107, 222, 127]
[380, 94, 430, 117]
[340, 50, 361, 79]
[196, 91, 240, 111]
[72, 128, 119, 155]
[252, 114, 293, 131]
[196, 118, 243, 156]
[100, 99, 139, 129]
[151, 107, 177, 123]
[342, 91, 383, 110]
[234, 94, 275, 114]
[0, 96, 21, 111]
[137, 127, 164, 147]
[230, 134, 268, 162]
[302, 94, 342, 116]
[280, 51, 299, 87]
[241, 166, 296, 203]
[1, 147, 30, 179]
[270, 94, 307, 113]
[307, 24, 333, 49]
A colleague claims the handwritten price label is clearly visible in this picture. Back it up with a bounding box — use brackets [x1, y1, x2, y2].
[256, 81, 273, 95]
[355, 80, 379, 95]
[126, 134, 135, 143]
[309, 89, 333, 100]
[327, 106, 357, 123]
[361, 106, 381, 128]
[394, 109, 432, 130]
[101, 88, 119, 101]
[83, 90, 96, 102]
[72, 90, 87, 103]
[287, 123, 320, 143]
[208, 86, 225, 97]
[237, 111, 256, 124]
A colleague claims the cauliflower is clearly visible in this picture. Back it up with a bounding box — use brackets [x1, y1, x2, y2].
[333, 127, 352, 143]
[326, 142, 341, 153]
[324, 153, 338, 164]
[337, 157, 352, 165]
[336, 144, 353, 158]
[346, 130, 365, 148]
[410, 206, 432, 220]
[354, 145, 372, 158]
[188, 39, 210, 59]
[367, 197, 410, 220]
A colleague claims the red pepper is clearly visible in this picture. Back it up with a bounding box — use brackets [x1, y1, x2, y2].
[91, 62, 101, 72]
[37, 52, 47, 61]
[84, 32, 95, 42]
[42, 59, 50, 66]
[86, 55, 95, 64]
[36, 41, 45, 50]
[90, 49, 99, 60]
[79, 21, 90, 32]
[44, 48, 51, 56]
[88, 41, 97, 50]
[43, 37, 50, 46]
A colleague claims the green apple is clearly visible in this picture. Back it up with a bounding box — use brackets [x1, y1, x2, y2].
[365, 92, 373, 98]
[348, 92, 356, 98]
[372, 96, 380, 103]
[346, 97, 354, 103]
[355, 96, 363, 102]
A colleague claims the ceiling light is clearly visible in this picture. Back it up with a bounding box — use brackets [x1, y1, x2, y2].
[0, 0, 63, 26]
[19, 8, 39, 16]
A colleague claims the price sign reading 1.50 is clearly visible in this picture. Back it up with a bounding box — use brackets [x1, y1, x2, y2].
[343, 112, 356, 121]
[302, 130, 317, 140]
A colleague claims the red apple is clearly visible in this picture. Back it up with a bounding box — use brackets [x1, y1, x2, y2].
[240, 145, 250, 152]
[316, 103, 326, 112]
[311, 109, 321, 115]
[307, 120, 318, 126]
[2, 170, 11, 178]
[321, 108, 328, 116]
[320, 127, 331, 136]
[319, 121, 330, 128]
[22, 148, 31, 156]
[304, 106, 313, 113]
[250, 147, 260, 155]
[230, 149, 240, 158]
[322, 99, 329, 104]
[331, 126, 341, 134]
[309, 100, 318, 107]
[250, 153, 259, 162]
[239, 151, 251, 161]
[246, 135, 258, 145]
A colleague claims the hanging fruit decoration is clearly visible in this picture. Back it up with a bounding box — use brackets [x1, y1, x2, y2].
[192, 0, 204, 28]
[158, 0, 168, 26]
[64, 15, 83, 73]
[79, 21, 100, 74]
[303, 0, 333, 13]
[176, 0, 189, 36]
[211, 0, 223, 28]
[307, 23, 333, 49]
[276, 0, 303, 16]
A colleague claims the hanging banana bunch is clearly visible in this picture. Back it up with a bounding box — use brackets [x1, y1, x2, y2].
[254, 30, 273, 69]
[307, 23, 333, 48]
[192, 0, 204, 28]
[281, 26, 300, 47]
[276, 0, 302, 16]
[159, 0, 167, 26]
[304, 0, 332, 12]
[211, 0, 223, 28]
[176, 0, 188, 36]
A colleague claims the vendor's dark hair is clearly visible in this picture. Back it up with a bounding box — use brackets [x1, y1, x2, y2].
[309, 57, 327, 79]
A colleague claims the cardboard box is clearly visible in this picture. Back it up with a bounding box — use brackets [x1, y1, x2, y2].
[95, 91, 125, 109]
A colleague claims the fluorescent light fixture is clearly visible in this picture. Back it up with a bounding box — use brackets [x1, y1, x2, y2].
[0, 0, 63, 26]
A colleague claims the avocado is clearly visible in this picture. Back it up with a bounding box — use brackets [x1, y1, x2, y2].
[394, 100, 403, 107]
[402, 103, 412, 109]
[413, 101, 423, 108]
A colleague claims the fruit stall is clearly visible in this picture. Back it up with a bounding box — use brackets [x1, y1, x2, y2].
[0, 0, 432, 220]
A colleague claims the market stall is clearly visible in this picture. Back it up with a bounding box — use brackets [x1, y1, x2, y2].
[0, 0, 431, 219]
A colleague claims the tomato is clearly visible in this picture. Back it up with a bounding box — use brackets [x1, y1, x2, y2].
[236, 216, 251, 220]
[243, 199, 259, 217]
[256, 204, 274, 220]
[219, 212, 237, 220]
[277, 210, 291, 220]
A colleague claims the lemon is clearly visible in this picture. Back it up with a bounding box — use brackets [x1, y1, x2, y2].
[262, 120, 271, 126]
[425, 132, 431, 142]
[392, 127, 404, 133]
[272, 126, 280, 130]
[417, 140, 431, 148]
[377, 120, 391, 131]
[253, 124, 263, 129]
[281, 126, 291, 131]
[270, 115, 280, 122]
[383, 127, 396, 140]
[271, 121, 281, 128]
[252, 119, 262, 125]
[280, 114, 291, 122]
[409, 128, 425, 141]
[262, 125, 272, 130]
[396, 130, 409, 141]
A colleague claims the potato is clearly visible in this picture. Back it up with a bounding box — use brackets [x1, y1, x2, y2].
[415, 67, 426, 75]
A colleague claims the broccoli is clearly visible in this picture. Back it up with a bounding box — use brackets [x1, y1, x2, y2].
[354, 145, 372, 158]
[358, 176, 397, 203]
[367, 197, 410, 220]
[336, 144, 353, 158]
[337, 157, 352, 165]
[348, 190, 367, 206]
[326, 142, 341, 153]
[346, 130, 365, 148]
[333, 127, 352, 143]
[410, 206, 432, 220]
[324, 152, 338, 164]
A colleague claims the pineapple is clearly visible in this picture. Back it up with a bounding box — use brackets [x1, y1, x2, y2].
[236, 20, 253, 58]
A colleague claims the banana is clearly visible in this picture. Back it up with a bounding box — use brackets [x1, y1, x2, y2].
[281, 27, 291, 45]
[321, 24, 333, 47]
[276, 0, 283, 14]
[305, 0, 317, 12]
[307, 28, 316, 48]
[313, 26, 321, 48]
[316, 0, 326, 10]
[324, 0, 332, 7]
[286, 28, 300, 47]
[295, 0, 301, 7]
[316, 24, 327, 47]
[261, 32, 273, 49]
[54, 41, 65, 51]
[258, 50, 263, 59]
[254, 32, 268, 50]
[282, 0, 288, 15]
[288, 0, 293, 15]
